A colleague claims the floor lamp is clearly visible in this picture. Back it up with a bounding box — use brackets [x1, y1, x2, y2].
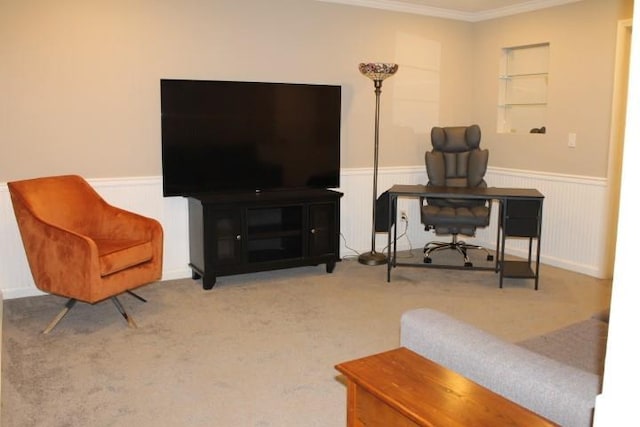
[358, 62, 399, 266]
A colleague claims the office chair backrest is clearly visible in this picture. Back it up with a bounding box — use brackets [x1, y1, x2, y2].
[426, 124, 488, 189]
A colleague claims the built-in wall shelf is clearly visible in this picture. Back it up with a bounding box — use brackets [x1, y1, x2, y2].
[498, 43, 549, 134]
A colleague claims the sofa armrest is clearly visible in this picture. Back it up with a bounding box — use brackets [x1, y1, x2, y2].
[400, 309, 601, 427]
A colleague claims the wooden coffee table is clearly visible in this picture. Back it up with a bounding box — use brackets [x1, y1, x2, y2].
[335, 347, 558, 426]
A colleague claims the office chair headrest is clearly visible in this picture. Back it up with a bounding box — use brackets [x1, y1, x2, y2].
[431, 124, 481, 152]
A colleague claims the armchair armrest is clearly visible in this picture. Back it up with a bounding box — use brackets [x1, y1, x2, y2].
[12, 200, 101, 299]
[95, 202, 163, 242]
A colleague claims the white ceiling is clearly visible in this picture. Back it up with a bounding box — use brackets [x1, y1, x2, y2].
[316, 0, 583, 21]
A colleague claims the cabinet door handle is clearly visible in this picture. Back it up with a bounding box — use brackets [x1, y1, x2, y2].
[310, 228, 316, 234]
[235, 234, 241, 240]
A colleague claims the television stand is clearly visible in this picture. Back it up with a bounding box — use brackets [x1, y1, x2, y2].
[187, 189, 343, 289]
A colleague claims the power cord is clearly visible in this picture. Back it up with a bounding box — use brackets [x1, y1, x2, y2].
[381, 214, 414, 258]
[340, 232, 361, 260]
[340, 214, 415, 260]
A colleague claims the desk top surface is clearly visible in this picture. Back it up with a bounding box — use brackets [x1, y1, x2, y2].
[388, 184, 544, 199]
[335, 347, 557, 427]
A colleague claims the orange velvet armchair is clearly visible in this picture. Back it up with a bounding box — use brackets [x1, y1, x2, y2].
[8, 175, 163, 333]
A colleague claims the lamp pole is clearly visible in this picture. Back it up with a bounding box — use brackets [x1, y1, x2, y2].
[358, 63, 398, 266]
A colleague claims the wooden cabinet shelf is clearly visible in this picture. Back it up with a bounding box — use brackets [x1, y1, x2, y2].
[247, 227, 302, 239]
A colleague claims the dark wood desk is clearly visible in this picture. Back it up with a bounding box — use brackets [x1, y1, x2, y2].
[386, 185, 544, 288]
[335, 347, 558, 427]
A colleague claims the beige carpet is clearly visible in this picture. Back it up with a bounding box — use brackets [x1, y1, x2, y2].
[2, 254, 611, 426]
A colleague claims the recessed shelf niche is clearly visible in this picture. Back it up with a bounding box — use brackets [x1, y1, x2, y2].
[498, 43, 550, 134]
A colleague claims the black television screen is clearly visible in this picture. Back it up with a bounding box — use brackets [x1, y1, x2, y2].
[160, 79, 341, 196]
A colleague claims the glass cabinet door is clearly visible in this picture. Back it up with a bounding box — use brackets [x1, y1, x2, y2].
[308, 203, 335, 257]
[212, 209, 244, 266]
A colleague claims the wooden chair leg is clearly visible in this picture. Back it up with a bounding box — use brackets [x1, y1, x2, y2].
[42, 298, 77, 334]
[111, 296, 137, 329]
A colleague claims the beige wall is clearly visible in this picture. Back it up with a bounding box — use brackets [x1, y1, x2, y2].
[472, 0, 633, 177]
[0, 0, 473, 181]
[0, 0, 631, 182]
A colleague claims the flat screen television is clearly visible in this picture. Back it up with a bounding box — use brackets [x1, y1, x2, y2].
[160, 79, 341, 197]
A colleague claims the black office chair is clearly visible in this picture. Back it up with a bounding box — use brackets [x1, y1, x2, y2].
[421, 125, 493, 267]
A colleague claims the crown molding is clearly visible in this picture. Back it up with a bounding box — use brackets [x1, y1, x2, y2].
[314, 0, 583, 22]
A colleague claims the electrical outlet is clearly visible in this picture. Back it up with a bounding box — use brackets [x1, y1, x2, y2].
[400, 211, 408, 222]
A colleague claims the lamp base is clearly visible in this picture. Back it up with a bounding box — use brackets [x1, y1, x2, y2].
[358, 251, 387, 266]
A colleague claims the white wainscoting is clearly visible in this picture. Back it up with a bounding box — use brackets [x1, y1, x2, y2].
[0, 168, 608, 299]
[338, 166, 608, 278]
[482, 168, 608, 278]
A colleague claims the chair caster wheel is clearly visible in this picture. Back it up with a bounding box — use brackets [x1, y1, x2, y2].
[464, 262, 473, 268]
[423, 257, 432, 264]
[487, 255, 494, 261]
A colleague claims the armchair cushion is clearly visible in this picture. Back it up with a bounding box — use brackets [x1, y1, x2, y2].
[96, 239, 153, 276]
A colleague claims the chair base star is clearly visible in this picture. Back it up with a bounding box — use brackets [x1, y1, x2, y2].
[423, 235, 493, 268]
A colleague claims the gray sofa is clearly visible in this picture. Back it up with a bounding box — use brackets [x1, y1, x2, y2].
[400, 308, 608, 427]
